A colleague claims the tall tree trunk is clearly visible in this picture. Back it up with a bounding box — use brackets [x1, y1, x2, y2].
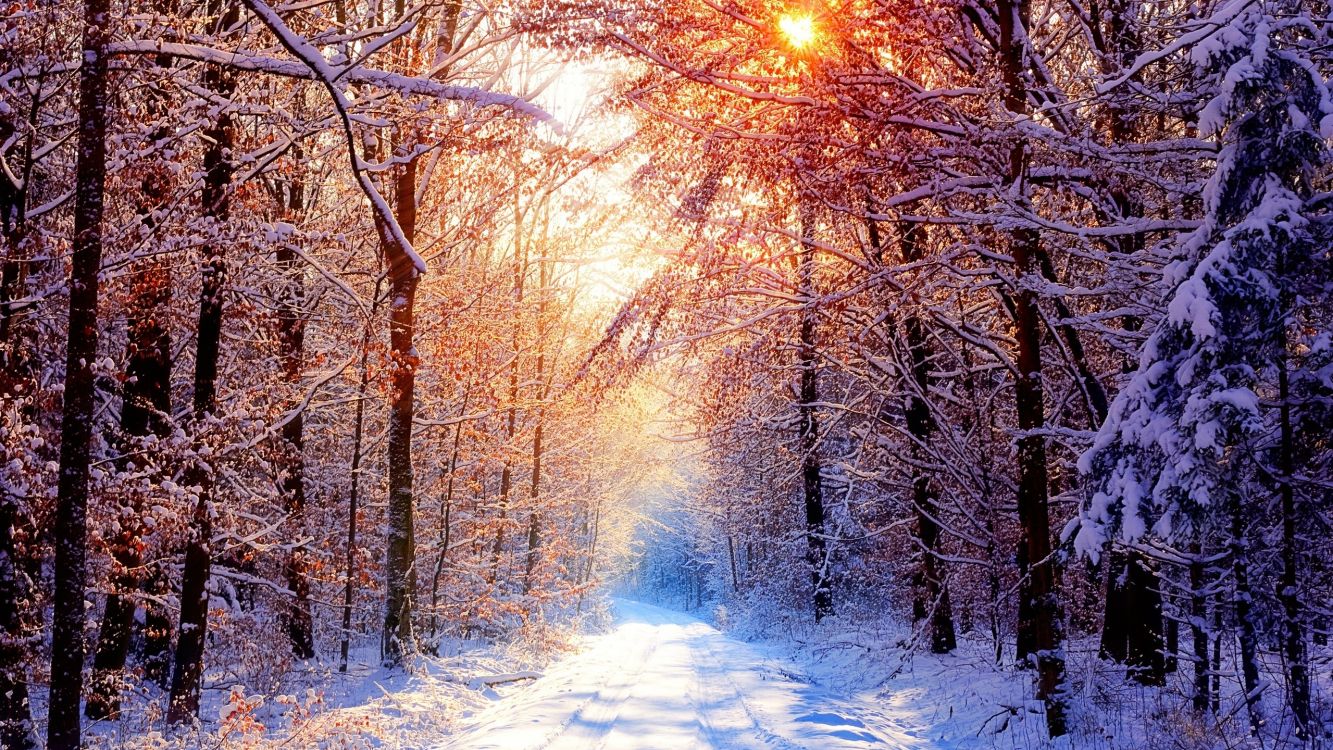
[797, 200, 832, 622]
[0, 119, 34, 404]
[1230, 495, 1264, 735]
[1210, 600, 1222, 713]
[1093, 1, 1166, 675]
[340, 280, 380, 672]
[1188, 546, 1212, 713]
[0, 51, 37, 750]
[86, 64, 177, 718]
[997, 0, 1066, 735]
[897, 222, 955, 653]
[168, 0, 238, 721]
[430, 387, 469, 640]
[278, 156, 314, 660]
[0, 76, 41, 403]
[523, 248, 549, 596]
[522, 413, 543, 594]
[1275, 293, 1310, 739]
[0, 494, 34, 748]
[1100, 549, 1164, 685]
[381, 142, 420, 667]
[491, 172, 526, 585]
[47, 0, 111, 741]
[1124, 554, 1164, 684]
[1099, 549, 1129, 662]
[85, 260, 174, 719]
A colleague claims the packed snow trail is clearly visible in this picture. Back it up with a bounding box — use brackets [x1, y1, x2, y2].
[445, 600, 933, 749]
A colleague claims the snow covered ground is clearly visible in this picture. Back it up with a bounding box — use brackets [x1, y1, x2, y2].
[443, 599, 923, 749]
[93, 597, 1314, 749]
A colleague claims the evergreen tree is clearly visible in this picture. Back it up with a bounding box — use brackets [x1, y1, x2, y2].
[1077, 2, 1331, 733]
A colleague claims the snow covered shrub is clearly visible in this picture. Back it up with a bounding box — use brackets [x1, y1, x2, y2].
[712, 604, 730, 630]
[218, 686, 266, 743]
[576, 595, 616, 634]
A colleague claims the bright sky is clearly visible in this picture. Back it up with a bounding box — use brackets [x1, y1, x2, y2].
[529, 58, 663, 312]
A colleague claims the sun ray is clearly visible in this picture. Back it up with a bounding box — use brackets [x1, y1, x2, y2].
[777, 12, 817, 50]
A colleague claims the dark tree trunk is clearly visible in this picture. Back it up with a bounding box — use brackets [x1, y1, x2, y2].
[491, 176, 524, 585]
[1230, 496, 1263, 734]
[1164, 605, 1178, 673]
[0, 85, 38, 403]
[1275, 315, 1310, 739]
[1188, 547, 1211, 713]
[523, 415, 543, 594]
[86, 261, 173, 720]
[797, 201, 832, 622]
[430, 388, 469, 640]
[278, 159, 314, 660]
[997, 0, 1066, 735]
[47, 0, 112, 742]
[898, 223, 955, 654]
[140, 569, 173, 687]
[491, 399, 515, 584]
[381, 147, 419, 667]
[0, 179, 34, 406]
[0, 59, 36, 750]
[1123, 553, 1164, 684]
[1210, 603, 1221, 713]
[86, 75, 177, 719]
[1092, 0, 1164, 669]
[340, 280, 379, 672]
[1099, 550, 1129, 663]
[523, 251, 549, 596]
[1100, 549, 1164, 685]
[0, 495, 34, 749]
[168, 1, 238, 720]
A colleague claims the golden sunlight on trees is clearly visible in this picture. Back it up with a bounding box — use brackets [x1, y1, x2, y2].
[1, 0, 1331, 747]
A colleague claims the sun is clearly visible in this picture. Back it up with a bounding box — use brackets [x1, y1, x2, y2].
[777, 13, 817, 50]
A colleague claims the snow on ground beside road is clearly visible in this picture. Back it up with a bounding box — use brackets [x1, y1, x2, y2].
[85, 617, 591, 750]
[95, 598, 1184, 750]
[754, 618, 1064, 750]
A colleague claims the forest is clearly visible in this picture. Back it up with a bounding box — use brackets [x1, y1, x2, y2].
[0, 0, 1330, 747]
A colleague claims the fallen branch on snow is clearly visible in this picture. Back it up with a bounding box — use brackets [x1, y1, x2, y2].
[467, 671, 543, 690]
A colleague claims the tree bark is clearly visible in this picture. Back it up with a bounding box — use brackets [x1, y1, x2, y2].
[1091, 1, 1167, 673]
[381, 144, 420, 667]
[278, 156, 314, 660]
[1275, 298, 1310, 739]
[86, 67, 177, 719]
[1188, 546, 1211, 713]
[430, 388, 469, 640]
[1100, 549, 1164, 685]
[797, 200, 832, 622]
[1230, 495, 1264, 735]
[897, 223, 955, 653]
[85, 259, 174, 720]
[0, 494, 34, 748]
[996, 0, 1066, 735]
[523, 249, 550, 596]
[47, 0, 112, 741]
[523, 414, 543, 594]
[491, 171, 525, 585]
[340, 279, 379, 672]
[168, 0, 238, 721]
[0, 49, 39, 750]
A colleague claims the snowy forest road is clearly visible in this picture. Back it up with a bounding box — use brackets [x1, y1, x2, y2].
[444, 600, 931, 749]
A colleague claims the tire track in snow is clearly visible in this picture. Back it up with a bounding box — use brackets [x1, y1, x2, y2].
[686, 627, 804, 750]
[444, 601, 899, 750]
[537, 623, 664, 750]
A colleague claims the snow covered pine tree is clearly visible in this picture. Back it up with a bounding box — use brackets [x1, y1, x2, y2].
[1077, 2, 1332, 738]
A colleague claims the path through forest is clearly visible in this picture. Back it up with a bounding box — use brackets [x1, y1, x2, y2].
[444, 600, 936, 749]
